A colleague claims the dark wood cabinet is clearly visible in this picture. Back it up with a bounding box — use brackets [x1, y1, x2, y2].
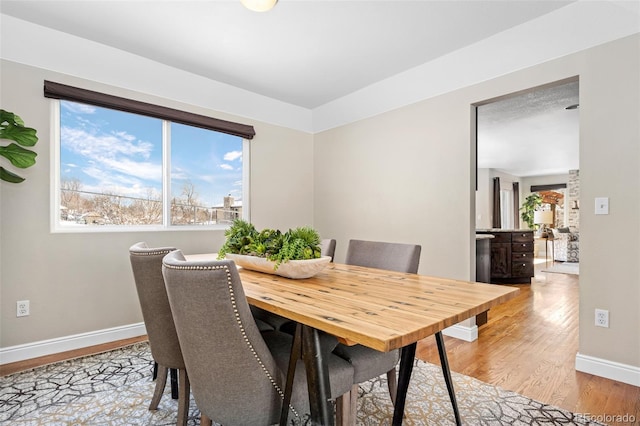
[475, 235, 493, 326]
[477, 230, 534, 284]
[475, 236, 492, 283]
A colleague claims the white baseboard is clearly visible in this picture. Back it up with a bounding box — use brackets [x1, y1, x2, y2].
[0, 322, 147, 365]
[442, 324, 478, 342]
[575, 352, 640, 387]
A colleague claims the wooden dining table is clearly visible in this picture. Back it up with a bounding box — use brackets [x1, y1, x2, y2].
[231, 261, 520, 426]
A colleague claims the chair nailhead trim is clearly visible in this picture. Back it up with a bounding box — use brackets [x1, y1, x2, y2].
[163, 261, 301, 420]
[130, 249, 174, 256]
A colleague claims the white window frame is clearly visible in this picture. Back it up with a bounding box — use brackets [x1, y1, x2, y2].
[50, 100, 250, 233]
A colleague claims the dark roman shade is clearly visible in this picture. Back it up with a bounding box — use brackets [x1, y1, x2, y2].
[530, 183, 567, 192]
[44, 80, 255, 140]
[512, 181, 520, 229]
[492, 177, 501, 229]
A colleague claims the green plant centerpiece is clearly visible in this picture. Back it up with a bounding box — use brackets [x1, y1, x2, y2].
[520, 193, 542, 230]
[0, 109, 39, 183]
[218, 220, 327, 278]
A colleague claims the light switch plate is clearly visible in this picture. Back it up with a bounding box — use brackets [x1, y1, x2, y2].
[595, 197, 609, 215]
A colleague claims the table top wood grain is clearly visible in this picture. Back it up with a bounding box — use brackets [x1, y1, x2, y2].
[235, 262, 519, 352]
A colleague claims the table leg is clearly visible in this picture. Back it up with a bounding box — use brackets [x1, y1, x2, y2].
[280, 323, 302, 426]
[436, 332, 461, 426]
[392, 342, 416, 425]
[301, 325, 333, 426]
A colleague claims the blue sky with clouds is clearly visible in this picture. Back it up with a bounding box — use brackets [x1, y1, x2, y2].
[60, 101, 242, 207]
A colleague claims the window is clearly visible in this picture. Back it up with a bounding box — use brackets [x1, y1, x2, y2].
[169, 122, 244, 226]
[500, 189, 513, 229]
[47, 82, 254, 231]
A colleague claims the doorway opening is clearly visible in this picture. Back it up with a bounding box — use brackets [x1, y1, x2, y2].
[474, 77, 579, 280]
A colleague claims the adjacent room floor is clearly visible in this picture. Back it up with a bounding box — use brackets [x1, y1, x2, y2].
[417, 260, 639, 426]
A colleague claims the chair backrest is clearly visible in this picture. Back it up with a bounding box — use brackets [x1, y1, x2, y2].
[320, 238, 337, 261]
[345, 239, 421, 273]
[162, 250, 298, 425]
[129, 242, 184, 369]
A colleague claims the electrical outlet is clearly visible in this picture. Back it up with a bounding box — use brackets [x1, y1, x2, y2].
[17, 300, 30, 317]
[595, 308, 609, 328]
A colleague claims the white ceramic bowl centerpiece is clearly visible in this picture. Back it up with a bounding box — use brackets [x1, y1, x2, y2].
[224, 253, 331, 279]
[218, 220, 330, 279]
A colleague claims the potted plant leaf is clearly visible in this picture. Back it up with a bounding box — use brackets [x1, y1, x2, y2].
[0, 109, 39, 183]
[218, 219, 328, 279]
[520, 193, 542, 230]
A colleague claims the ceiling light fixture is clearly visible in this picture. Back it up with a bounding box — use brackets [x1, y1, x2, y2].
[241, 0, 278, 12]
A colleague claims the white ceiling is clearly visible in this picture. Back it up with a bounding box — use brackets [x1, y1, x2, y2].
[0, 0, 576, 109]
[0, 1, 636, 177]
[478, 80, 580, 177]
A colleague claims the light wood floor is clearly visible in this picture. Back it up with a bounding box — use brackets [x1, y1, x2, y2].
[0, 335, 148, 377]
[3, 262, 639, 425]
[416, 262, 640, 426]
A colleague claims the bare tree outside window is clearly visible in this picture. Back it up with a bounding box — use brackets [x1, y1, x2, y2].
[171, 181, 204, 225]
[60, 178, 82, 220]
[130, 189, 162, 225]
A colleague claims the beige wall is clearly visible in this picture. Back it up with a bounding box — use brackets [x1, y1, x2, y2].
[314, 97, 474, 281]
[2, 33, 638, 376]
[314, 34, 639, 368]
[0, 60, 314, 347]
[578, 35, 639, 367]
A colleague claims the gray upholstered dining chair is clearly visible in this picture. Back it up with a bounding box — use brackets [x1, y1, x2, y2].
[251, 238, 337, 331]
[333, 239, 421, 424]
[161, 250, 355, 426]
[129, 242, 189, 426]
[321, 238, 337, 261]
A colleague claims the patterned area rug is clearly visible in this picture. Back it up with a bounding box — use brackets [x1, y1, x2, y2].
[0, 342, 604, 425]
